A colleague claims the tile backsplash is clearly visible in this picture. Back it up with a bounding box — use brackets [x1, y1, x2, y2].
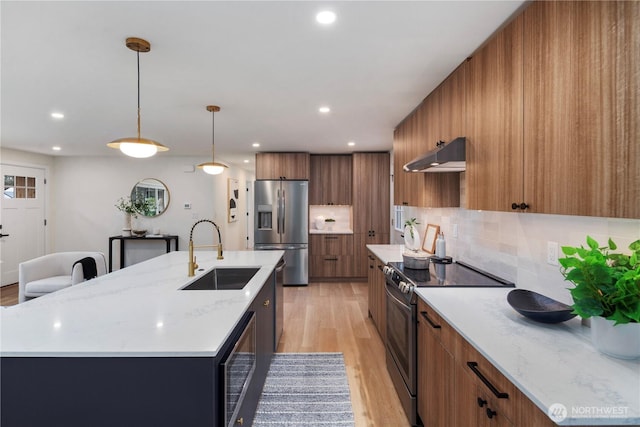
[393, 207, 640, 305]
[309, 205, 352, 231]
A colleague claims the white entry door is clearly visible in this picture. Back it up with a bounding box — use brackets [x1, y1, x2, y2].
[0, 164, 46, 286]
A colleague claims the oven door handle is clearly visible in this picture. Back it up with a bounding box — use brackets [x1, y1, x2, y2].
[385, 283, 411, 309]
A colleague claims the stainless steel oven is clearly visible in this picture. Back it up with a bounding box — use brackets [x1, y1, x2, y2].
[384, 259, 515, 427]
[385, 278, 418, 426]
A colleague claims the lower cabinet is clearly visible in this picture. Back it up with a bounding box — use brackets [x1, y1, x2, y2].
[417, 297, 575, 427]
[367, 251, 386, 341]
[310, 234, 355, 279]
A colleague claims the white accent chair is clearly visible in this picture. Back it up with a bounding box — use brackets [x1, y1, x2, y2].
[18, 252, 107, 303]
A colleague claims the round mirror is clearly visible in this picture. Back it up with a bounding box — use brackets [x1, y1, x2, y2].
[130, 178, 170, 217]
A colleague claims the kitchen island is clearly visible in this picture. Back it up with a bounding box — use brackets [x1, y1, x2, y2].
[0, 250, 284, 427]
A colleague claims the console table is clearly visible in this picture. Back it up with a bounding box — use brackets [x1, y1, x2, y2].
[108, 235, 179, 272]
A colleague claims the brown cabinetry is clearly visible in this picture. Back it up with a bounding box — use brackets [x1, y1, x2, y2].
[417, 299, 456, 427]
[353, 153, 390, 278]
[309, 155, 352, 205]
[465, 1, 639, 218]
[309, 234, 354, 279]
[522, 1, 639, 218]
[367, 251, 386, 341]
[255, 152, 310, 180]
[465, 13, 524, 212]
[416, 296, 579, 427]
[393, 68, 462, 208]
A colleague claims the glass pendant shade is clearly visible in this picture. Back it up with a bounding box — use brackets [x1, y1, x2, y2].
[197, 105, 228, 175]
[107, 37, 168, 158]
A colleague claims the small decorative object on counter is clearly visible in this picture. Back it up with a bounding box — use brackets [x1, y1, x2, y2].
[403, 218, 421, 251]
[435, 231, 446, 258]
[559, 236, 640, 359]
[314, 215, 325, 230]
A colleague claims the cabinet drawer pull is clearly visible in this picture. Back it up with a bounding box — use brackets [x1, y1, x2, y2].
[368, 255, 375, 260]
[486, 408, 497, 419]
[377, 264, 384, 271]
[324, 236, 339, 240]
[420, 311, 441, 329]
[324, 257, 338, 261]
[477, 397, 487, 408]
[263, 299, 270, 307]
[466, 362, 509, 399]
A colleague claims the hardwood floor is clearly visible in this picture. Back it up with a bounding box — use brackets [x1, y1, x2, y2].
[279, 282, 409, 427]
[0, 283, 18, 306]
[0, 281, 409, 427]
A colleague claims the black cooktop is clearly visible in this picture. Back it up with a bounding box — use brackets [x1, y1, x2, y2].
[387, 260, 515, 288]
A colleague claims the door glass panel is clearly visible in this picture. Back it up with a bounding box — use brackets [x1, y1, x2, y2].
[3, 175, 36, 199]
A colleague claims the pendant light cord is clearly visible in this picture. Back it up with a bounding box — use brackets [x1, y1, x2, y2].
[136, 50, 141, 139]
[211, 109, 215, 162]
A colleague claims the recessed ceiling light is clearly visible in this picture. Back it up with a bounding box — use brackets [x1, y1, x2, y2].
[52, 146, 61, 151]
[51, 112, 64, 119]
[243, 159, 250, 164]
[348, 141, 356, 147]
[252, 142, 260, 148]
[316, 10, 336, 25]
[318, 106, 331, 114]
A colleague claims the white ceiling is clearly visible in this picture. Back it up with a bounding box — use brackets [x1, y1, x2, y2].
[1, 1, 525, 169]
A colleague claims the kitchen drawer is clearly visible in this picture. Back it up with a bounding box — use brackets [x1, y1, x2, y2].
[417, 298, 459, 357]
[309, 234, 353, 256]
[310, 255, 354, 278]
[461, 340, 517, 424]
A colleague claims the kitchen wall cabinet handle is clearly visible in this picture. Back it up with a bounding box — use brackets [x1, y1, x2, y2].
[324, 257, 338, 261]
[324, 236, 338, 240]
[486, 408, 497, 419]
[477, 397, 487, 408]
[263, 299, 270, 307]
[420, 311, 441, 329]
[467, 362, 509, 399]
[511, 202, 530, 211]
[0, 233, 9, 238]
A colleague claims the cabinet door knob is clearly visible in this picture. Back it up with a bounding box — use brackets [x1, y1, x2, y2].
[477, 397, 487, 408]
[236, 417, 244, 425]
[519, 202, 529, 210]
[263, 299, 270, 307]
[486, 408, 497, 419]
[511, 202, 518, 210]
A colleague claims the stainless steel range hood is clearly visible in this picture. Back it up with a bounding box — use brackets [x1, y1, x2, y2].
[403, 137, 466, 173]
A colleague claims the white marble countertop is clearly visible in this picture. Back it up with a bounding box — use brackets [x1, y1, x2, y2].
[415, 287, 640, 426]
[0, 250, 283, 358]
[366, 244, 404, 263]
[309, 229, 353, 234]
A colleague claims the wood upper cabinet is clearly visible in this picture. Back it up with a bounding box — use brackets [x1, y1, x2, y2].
[522, 1, 639, 218]
[255, 152, 310, 180]
[465, 13, 524, 212]
[309, 155, 352, 205]
[353, 152, 390, 278]
[393, 67, 462, 208]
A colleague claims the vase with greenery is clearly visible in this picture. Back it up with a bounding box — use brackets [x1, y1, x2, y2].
[559, 236, 640, 358]
[403, 217, 421, 251]
[115, 196, 143, 236]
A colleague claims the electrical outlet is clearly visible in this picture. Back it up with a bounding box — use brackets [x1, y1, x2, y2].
[547, 241, 559, 265]
[452, 224, 459, 238]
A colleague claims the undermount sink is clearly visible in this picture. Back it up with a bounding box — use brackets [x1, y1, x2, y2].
[182, 267, 260, 290]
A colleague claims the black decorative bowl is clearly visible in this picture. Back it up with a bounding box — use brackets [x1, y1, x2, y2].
[507, 289, 577, 324]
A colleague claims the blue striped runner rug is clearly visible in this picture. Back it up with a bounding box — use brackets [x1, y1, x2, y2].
[252, 353, 355, 427]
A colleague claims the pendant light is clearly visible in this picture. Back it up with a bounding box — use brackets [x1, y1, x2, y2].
[197, 105, 228, 175]
[107, 37, 168, 158]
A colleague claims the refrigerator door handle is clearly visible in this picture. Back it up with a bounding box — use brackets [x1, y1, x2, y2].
[276, 189, 281, 234]
[282, 189, 286, 232]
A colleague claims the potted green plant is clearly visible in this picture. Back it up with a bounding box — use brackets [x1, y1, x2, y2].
[403, 218, 421, 251]
[115, 196, 143, 236]
[559, 236, 640, 359]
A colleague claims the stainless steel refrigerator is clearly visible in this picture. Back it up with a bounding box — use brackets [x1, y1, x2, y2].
[254, 179, 308, 285]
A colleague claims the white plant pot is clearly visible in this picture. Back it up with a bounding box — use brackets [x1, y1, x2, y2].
[591, 316, 640, 360]
[404, 225, 421, 251]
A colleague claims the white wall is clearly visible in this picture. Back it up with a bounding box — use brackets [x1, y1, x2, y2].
[2, 148, 254, 269]
[392, 174, 640, 305]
